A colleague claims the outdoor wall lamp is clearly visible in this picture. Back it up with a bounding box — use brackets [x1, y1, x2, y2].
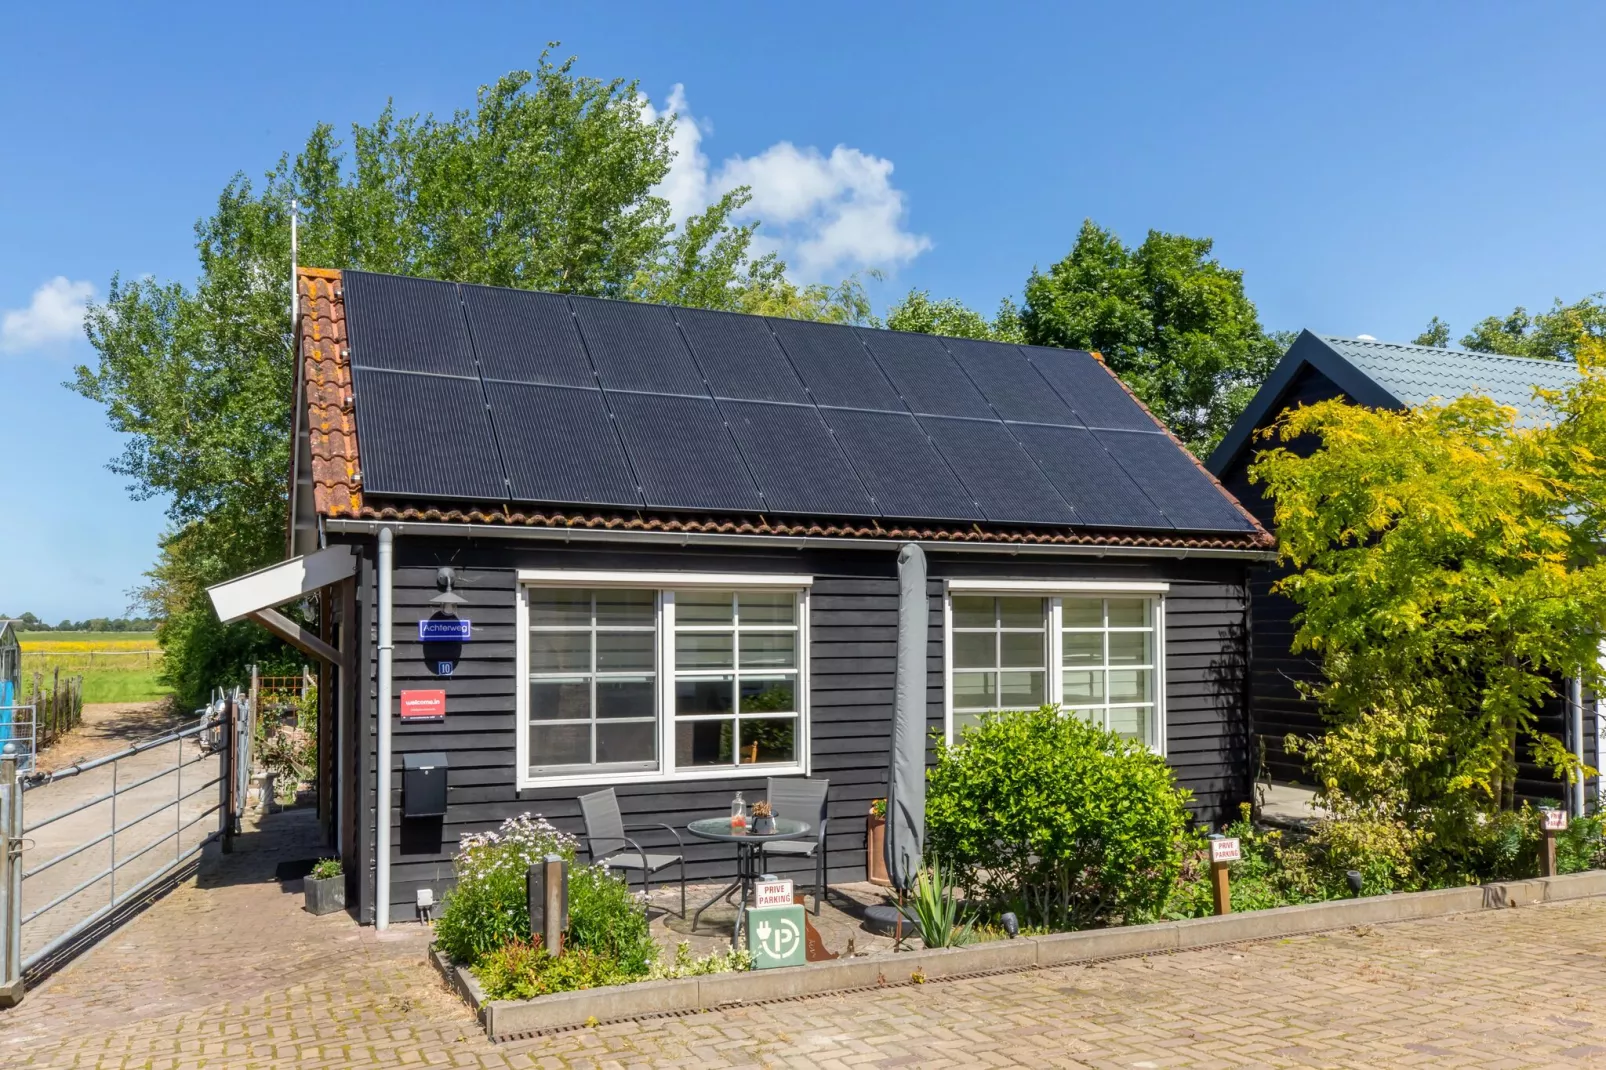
[430, 567, 467, 617]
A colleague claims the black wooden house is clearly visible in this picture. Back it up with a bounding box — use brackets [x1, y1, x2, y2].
[1208, 330, 1594, 799]
[211, 266, 1275, 925]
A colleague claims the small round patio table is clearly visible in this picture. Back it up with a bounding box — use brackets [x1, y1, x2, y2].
[686, 816, 811, 946]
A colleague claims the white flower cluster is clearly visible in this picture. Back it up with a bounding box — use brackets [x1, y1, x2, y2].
[453, 813, 578, 881]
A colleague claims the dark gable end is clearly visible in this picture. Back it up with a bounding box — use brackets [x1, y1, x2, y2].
[311, 268, 1270, 550]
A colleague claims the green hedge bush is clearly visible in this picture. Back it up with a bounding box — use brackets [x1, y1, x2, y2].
[926, 705, 1196, 930]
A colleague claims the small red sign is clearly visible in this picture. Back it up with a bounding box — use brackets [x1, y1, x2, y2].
[400, 689, 446, 721]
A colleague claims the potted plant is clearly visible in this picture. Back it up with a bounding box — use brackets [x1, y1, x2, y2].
[304, 857, 345, 915]
[750, 799, 776, 835]
[867, 799, 890, 887]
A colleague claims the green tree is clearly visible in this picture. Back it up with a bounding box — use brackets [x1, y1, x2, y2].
[73, 54, 869, 705]
[1249, 334, 1606, 879]
[1413, 316, 1452, 348]
[1412, 295, 1606, 360]
[1020, 220, 1282, 454]
[884, 289, 1023, 342]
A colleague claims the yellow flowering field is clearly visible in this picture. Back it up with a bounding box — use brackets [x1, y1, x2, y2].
[16, 633, 170, 703]
[21, 636, 158, 653]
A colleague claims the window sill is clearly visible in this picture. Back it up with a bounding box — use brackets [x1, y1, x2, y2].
[516, 762, 807, 792]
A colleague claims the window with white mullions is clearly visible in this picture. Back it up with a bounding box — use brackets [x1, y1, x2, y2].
[950, 595, 1048, 736]
[673, 590, 800, 769]
[1062, 597, 1158, 746]
[527, 588, 659, 775]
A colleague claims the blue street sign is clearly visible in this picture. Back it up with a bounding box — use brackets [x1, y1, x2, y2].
[419, 619, 472, 642]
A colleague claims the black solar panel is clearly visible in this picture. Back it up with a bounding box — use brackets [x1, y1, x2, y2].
[1021, 346, 1156, 431]
[818, 408, 981, 521]
[340, 270, 1250, 536]
[672, 307, 809, 404]
[608, 392, 763, 512]
[570, 296, 707, 396]
[485, 381, 641, 507]
[1095, 429, 1256, 531]
[767, 318, 902, 411]
[719, 400, 875, 516]
[1009, 424, 1172, 529]
[855, 330, 994, 419]
[462, 285, 594, 388]
[921, 416, 1080, 525]
[343, 272, 477, 377]
[351, 368, 506, 500]
[943, 337, 1082, 426]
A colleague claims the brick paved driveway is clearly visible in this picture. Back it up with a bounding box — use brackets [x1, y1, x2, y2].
[5, 805, 1606, 1068]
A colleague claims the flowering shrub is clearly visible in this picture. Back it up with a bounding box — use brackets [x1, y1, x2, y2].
[567, 863, 658, 976]
[647, 941, 752, 979]
[435, 814, 579, 964]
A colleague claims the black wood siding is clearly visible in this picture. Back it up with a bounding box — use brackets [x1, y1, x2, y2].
[1217, 363, 1344, 783]
[341, 535, 1252, 924]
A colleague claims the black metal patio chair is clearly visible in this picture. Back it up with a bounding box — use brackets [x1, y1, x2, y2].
[759, 776, 831, 915]
[578, 787, 687, 917]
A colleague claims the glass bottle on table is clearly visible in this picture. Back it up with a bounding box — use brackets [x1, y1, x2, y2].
[730, 791, 747, 829]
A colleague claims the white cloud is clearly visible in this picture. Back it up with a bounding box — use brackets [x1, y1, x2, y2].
[641, 86, 931, 281]
[1, 277, 95, 353]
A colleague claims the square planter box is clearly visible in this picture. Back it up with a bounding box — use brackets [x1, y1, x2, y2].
[304, 873, 345, 915]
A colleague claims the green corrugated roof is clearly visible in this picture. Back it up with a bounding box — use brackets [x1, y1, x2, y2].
[1319, 335, 1578, 425]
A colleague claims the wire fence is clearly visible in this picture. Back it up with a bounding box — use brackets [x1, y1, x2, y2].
[2, 673, 83, 761]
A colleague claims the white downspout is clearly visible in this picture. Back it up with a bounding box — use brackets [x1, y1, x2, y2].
[1572, 675, 1586, 818]
[376, 527, 394, 929]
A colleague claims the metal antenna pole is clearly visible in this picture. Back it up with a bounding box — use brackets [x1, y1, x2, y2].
[289, 197, 299, 335]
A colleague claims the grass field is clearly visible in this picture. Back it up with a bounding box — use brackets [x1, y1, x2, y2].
[18, 631, 171, 704]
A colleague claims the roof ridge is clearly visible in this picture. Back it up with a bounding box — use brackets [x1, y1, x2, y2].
[1320, 334, 1573, 368]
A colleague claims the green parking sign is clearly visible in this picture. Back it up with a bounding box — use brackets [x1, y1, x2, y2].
[745, 905, 807, 969]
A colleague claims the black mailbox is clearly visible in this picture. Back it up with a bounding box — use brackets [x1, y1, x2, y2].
[402, 752, 448, 818]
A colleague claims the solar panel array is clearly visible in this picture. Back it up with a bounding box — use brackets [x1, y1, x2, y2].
[342, 270, 1256, 533]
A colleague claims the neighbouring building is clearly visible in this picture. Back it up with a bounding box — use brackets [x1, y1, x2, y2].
[211, 266, 1275, 924]
[1208, 330, 1595, 800]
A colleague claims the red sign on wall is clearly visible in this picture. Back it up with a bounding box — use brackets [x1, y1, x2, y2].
[399, 689, 446, 721]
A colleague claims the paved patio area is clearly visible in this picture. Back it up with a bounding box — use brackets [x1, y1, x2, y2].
[645, 872, 904, 961]
[7, 802, 1606, 1067]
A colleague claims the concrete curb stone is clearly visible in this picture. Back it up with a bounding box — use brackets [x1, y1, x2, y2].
[1538, 869, 1606, 901]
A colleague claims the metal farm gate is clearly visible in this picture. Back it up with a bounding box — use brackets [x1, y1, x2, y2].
[0, 690, 249, 1006]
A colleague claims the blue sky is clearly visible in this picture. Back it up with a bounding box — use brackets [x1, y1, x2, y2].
[3, 1, 1604, 621]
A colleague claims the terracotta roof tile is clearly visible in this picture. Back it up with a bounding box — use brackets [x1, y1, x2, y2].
[294, 270, 1273, 552]
[298, 268, 363, 518]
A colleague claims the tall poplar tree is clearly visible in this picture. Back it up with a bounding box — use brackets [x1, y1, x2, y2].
[73, 54, 868, 703]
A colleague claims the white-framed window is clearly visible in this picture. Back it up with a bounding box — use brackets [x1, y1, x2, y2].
[944, 580, 1167, 752]
[515, 571, 811, 788]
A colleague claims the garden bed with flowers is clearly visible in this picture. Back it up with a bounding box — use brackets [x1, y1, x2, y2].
[433, 815, 753, 1002]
